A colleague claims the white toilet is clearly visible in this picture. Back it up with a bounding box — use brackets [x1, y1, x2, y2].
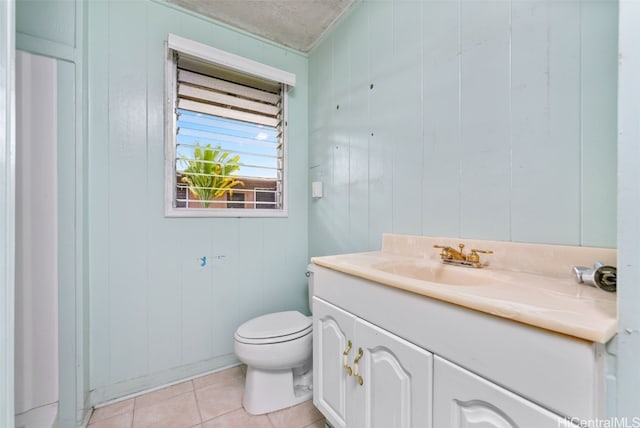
[233, 268, 314, 415]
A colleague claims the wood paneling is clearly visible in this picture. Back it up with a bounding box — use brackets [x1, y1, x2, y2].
[88, 0, 309, 402]
[309, 0, 618, 257]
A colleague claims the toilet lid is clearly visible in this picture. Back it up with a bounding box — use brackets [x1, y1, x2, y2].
[236, 311, 312, 343]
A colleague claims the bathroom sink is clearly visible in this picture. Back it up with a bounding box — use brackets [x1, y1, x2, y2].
[373, 261, 497, 286]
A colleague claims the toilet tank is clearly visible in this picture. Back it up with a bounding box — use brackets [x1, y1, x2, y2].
[306, 264, 315, 314]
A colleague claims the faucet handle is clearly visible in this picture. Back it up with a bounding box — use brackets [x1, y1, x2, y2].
[433, 243, 466, 251]
[468, 248, 493, 264]
[470, 248, 493, 255]
[433, 244, 451, 258]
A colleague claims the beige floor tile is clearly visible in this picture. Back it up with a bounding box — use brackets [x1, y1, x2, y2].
[88, 411, 133, 428]
[133, 391, 201, 428]
[89, 398, 135, 424]
[193, 365, 245, 391]
[135, 380, 194, 409]
[267, 400, 324, 428]
[202, 408, 274, 428]
[302, 420, 326, 428]
[195, 380, 244, 421]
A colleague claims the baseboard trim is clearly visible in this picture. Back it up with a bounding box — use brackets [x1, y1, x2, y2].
[89, 354, 240, 408]
[15, 402, 58, 428]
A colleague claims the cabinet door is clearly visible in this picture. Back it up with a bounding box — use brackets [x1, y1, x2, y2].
[313, 297, 357, 428]
[434, 356, 577, 428]
[354, 318, 433, 428]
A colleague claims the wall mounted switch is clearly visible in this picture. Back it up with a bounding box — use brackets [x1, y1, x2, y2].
[312, 181, 323, 198]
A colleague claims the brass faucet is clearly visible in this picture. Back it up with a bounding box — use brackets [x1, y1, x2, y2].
[433, 243, 493, 268]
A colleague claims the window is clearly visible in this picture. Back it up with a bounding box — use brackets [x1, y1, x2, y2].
[164, 34, 296, 217]
[227, 193, 245, 209]
[255, 188, 277, 209]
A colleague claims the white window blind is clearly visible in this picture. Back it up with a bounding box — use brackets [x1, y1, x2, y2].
[165, 37, 294, 217]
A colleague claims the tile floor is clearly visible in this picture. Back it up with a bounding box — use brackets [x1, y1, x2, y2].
[87, 366, 325, 428]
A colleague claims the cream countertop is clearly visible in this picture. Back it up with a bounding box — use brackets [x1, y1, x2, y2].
[311, 234, 617, 343]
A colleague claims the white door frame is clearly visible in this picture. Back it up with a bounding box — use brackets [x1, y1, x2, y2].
[617, 1, 640, 418]
[0, 0, 16, 427]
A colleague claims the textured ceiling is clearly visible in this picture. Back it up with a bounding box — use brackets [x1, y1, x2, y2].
[168, 0, 357, 52]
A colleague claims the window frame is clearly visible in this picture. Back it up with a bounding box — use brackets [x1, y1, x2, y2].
[164, 34, 295, 218]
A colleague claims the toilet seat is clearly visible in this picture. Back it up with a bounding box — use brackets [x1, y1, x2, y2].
[235, 311, 312, 345]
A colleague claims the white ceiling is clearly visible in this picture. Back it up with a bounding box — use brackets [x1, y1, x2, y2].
[168, 0, 357, 53]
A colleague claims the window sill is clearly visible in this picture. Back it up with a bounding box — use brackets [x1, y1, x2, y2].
[164, 207, 288, 218]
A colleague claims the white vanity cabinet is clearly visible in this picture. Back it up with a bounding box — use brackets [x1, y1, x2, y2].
[313, 297, 354, 428]
[311, 265, 604, 428]
[434, 356, 578, 428]
[313, 297, 433, 428]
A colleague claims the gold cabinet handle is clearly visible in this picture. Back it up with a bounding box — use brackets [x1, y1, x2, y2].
[353, 347, 364, 386]
[342, 340, 353, 376]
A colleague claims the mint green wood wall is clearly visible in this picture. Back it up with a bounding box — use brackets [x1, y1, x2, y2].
[309, 0, 618, 256]
[87, 1, 309, 403]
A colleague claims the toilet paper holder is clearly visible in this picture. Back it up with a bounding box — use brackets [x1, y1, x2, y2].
[572, 262, 617, 292]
